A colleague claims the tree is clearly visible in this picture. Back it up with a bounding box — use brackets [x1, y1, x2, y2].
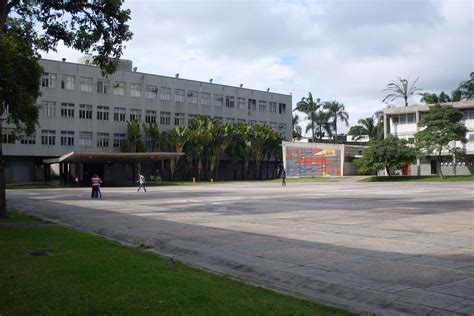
[143, 122, 161, 152]
[310, 110, 332, 142]
[294, 92, 321, 142]
[122, 120, 145, 153]
[323, 101, 349, 143]
[457, 72, 474, 100]
[0, 0, 132, 218]
[292, 114, 302, 140]
[382, 77, 422, 107]
[348, 116, 383, 141]
[421, 91, 451, 104]
[354, 135, 416, 178]
[415, 104, 468, 178]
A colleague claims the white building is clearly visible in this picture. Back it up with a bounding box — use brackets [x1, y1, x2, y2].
[383, 100, 474, 175]
[2, 58, 292, 183]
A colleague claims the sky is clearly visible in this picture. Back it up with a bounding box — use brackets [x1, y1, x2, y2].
[42, 0, 473, 133]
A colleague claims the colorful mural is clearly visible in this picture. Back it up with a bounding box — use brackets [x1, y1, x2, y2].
[285, 146, 341, 177]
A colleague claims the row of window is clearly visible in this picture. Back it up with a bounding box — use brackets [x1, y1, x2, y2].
[391, 113, 415, 124]
[41, 101, 287, 125]
[41, 73, 287, 113]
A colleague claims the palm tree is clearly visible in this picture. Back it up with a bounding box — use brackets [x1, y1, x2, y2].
[161, 127, 188, 180]
[122, 120, 145, 152]
[382, 77, 422, 107]
[292, 114, 302, 140]
[457, 72, 474, 100]
[306, 110, 331, 142]
[143, 122, 161, 151]
[323, 101, 349, 143]
[294, 92, 321, 141]
[348, 116, 380, 141]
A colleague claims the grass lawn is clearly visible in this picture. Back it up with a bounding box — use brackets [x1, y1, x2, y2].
[362, 175, 474, 182]
[6, 182, 57, 190]
[0, 212, 354, 316]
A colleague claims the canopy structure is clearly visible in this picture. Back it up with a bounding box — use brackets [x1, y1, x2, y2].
[43, 151, 184, 164]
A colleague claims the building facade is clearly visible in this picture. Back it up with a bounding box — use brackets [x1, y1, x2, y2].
[2, 58, 292, 183]
[383, 100, 474, 175]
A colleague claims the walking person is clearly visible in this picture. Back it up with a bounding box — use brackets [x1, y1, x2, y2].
[281, 167, 286, 187]
[97, 176, 103, 198]
[91, 174, 101, 198]
[137, 173, 147, 192]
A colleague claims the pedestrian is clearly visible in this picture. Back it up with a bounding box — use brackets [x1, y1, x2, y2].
[73, 176, 79, 187]
[91, 174, 101, 198]
[137, 173, 147, 192]
[97, 176, 103, 198]
[281, 167, 286, 186]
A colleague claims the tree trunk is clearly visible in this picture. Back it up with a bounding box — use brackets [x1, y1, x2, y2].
[0, 118, 6, 218]
[438, 150, 444, 179]
[334, 121, 337, 143]
[386, 167, 392, 179]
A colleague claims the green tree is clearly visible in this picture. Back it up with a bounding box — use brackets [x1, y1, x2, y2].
[382, 77, 422, 107]
[311, 110, 332, 142]
[457, 72, 474, 100]
[292, 114, 302, 140]
[421, 91, 451, 104]
[143, 122, 161, 152]
[0, 0, 132, 218]
[348, 116, 383, 141]
[354, 135, 416, 178]
[162, 127, 188, 180]
[323, 101, 349, 143]
[415, 104, 468, 178]
[121, 120, 145, 153]
[294, 92, 321, 142]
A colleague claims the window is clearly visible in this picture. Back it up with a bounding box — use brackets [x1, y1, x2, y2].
[113, 81, 126, 95]
[160, 87, 171, 101]
[41, 101, 56, 117]
[399, 114, 406, 124]
[269, 102, 277, 113]
[160, 111, 171, 125]
[392, 116, 399, 124]
[226, 118, 235, 124]
[259, 100, 267, 112]
[41, 73, 57, 88]
[249, 120, 257, 125]
[461, 109, 474, 120]
[60, 103, 75, 118]
[2, 128, 15, 144]
[175, 113, 185, 126]
[215, 94, 223, 107]
[201, 93, 211, 105]
[61, 75, 75, 90]
[279, 123, 287, 134]
[392, 114, 416, 125]
[97, 133, 109, 147]
[97, 79, 110, 94]
[79, 77, 93, 92]
[188, 114, 198, 125]
[130, 109, 142, 122]
[237, 97, 246, 109]
[278, 103, 286, 114]
[188, 91, 198, 104]
[79, 132, 92, 147]
[97, 106, 109, 120]
[78, 104, 92, 119]
[407, 113, 415, 123]
[145, 110, 157, 123]
[248, 99, 256, 111]
[60, 131, 74, 146]
[113, 133, 126, 148]
[144, 137, 155, 151]
[270, 122, 277, 130]
[226, 96, 235, 108]
[131, 83, 141, 97]
[145, 85, 157, 99]
[41, 130, 56, 145]
[259, 121, 267, 125]
[469, 134, 474, 141]
[174, 89, 185, 102]
[20, 133, 36, 145]
[214, 116, 223, 122]
[114, 107, 126, 122]
[238, 119, 246, 124]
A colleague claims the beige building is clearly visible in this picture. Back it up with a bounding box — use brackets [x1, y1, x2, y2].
[383, 100, 474, 175]
[2, 58, 292, 183]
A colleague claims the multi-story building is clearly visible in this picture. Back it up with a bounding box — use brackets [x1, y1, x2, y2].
[383, 100, 474, 175]
[3, 58, 292, 183]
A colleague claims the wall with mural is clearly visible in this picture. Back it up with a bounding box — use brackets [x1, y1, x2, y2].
[285, 145, 341, 177]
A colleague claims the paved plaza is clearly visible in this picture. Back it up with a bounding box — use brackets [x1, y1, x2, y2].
[7, 181, 474, 315]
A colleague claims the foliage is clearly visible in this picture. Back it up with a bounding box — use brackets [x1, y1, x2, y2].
[294, 92, 321, 142]
[292, 114, 302, 140]
[323, 101, 349, 143]
[348, 115, 383, 141]
[121, 120, 145, 153]
[420, 91, 452, 104]
[0, 0, 133, 218]
[414, 104, 468, 178]
[354, 135, 416, 178]
[457, 72, 474, 100]
[382, 77, 422, 107]
[143, 122, 161, 151]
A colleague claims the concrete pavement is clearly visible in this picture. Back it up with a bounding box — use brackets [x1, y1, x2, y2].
[7, 181, 474, 315]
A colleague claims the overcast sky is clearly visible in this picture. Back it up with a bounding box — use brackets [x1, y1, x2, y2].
[42, 0, 473, 132]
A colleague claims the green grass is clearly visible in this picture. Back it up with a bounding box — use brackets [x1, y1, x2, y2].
[0, 212, 38, 223]
[362, 175, 474, 182]
[6, 182, 56, 190]
[0, 212, 354, 316]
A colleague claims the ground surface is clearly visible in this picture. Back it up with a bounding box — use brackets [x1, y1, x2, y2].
[7, 181, 474, 315]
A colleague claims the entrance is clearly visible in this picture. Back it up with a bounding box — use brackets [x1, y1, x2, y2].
[430, 160, 437, 175]
[83, 163, 105, 184]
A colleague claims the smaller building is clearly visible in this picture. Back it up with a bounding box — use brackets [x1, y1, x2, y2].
[383, 100, 474, 176]
[282, 141, 365, 177]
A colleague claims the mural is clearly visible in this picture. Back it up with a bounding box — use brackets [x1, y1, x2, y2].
[285, 146, 341, 177]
